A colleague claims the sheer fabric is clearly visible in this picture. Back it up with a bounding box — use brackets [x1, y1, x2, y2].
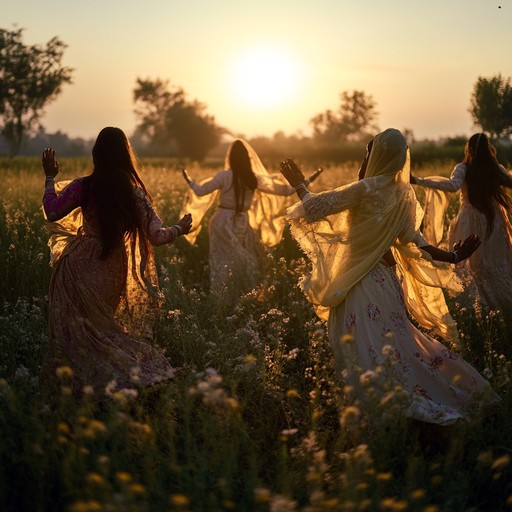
[42, 179, 176, 393]
[288, 129, 460, 343]
[286, 129, 498, 424]
[417, 163, 512, 314]
[180, 139, 295, 298]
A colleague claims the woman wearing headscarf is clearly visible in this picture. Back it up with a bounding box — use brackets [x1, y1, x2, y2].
[181, 138, 322, 301]
[41, 127, 192, 393]
[279, 128, 498, 426]
[411, 132, 512, 318]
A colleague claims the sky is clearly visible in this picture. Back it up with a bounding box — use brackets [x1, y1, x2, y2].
[3, 0, 511, 141]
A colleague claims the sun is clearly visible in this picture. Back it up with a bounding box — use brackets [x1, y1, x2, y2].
[229, 45, 301, 108]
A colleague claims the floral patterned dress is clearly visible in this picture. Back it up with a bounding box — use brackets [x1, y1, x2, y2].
[188, 170, 295, 300]
[42, 177, 179, 393]
[416, 163, 512, 316]
[329, 259, 497, 425]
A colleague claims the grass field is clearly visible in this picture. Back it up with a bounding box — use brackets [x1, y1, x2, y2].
[0, 157, 511, 511]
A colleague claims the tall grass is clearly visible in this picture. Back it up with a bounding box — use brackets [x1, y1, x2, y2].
[0, 157, 511, 511]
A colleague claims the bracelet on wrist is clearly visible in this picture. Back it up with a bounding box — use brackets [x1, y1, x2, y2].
[451, 251, 460, 264]
[172, 224, 184, 236]
[45, 176, 55, 186]
[295, 182, 307, 191]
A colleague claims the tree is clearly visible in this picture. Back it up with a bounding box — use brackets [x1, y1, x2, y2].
[310, 90, 379, 143]
[0, 27, 73, 157]
[133, 78, 224, 161]
[469, 74, 512, 140]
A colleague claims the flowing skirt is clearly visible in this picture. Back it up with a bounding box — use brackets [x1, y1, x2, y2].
[449, 201, 512, 316]
[208, 208, 261, 300]
[328, 262, 499, 425]
[42, 234, 174, 393]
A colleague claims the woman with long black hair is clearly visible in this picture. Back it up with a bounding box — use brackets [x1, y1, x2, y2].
[181, 138, 321, 301]
[41, 126, 192, 393]
[411, 132, 512, 316]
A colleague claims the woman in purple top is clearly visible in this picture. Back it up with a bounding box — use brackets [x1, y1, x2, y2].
[41, 126, 192, 394]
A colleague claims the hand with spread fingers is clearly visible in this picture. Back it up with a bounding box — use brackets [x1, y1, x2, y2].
[42, 148, 59, 178]
[279, 158, 306, 188]
[453, 234, 481, 262]
[177, 213, 193, 235]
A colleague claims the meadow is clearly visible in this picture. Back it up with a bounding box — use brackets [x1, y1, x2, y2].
[0, 156, 511, 512]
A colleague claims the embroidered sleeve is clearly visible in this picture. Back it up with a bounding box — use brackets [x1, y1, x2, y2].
[135, 190, 179, 246]
[414, 163, 465, 192]
[43, 178, 85, 222]
[190, 171, 226, 196]
[300, 181, 365, 222]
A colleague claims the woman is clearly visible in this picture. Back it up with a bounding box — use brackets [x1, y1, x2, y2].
[280, 128, 498, 426]
[411, 133, 512, 316]
[41, 127, 192, 393]
[181, 138, 322, 300]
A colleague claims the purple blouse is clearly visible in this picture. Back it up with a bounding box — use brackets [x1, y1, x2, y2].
[43, 178, 179, 246]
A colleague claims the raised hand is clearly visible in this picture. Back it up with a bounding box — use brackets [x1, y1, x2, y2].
[42, 148, 59, 178]
[453, 234, 480, 262]
[182, 168, 192, 185]
[177, 213, 193, 235]
[308, 167, 323, 184]
[279, 158, 306, 188]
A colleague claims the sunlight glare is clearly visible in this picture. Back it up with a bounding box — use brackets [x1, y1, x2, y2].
[229, 45, 301, 108]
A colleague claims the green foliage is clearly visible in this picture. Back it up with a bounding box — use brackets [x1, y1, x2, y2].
[133, 78, 224, 161]
[469, 74, 512, 140]
[0, 27, 73, 157]
[310, 90, 379, 144]
[1, 158, 511, 511]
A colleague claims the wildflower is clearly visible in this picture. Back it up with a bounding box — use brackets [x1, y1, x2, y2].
[286, 389, 299, 398]
[129, 483, 145, 495]
[58, 422, 70, 435]
[244, 354, 257, 364]
[170, 494, 190, 506]
[269, 494, 297, 512]
[339, 405, 361, 428]
[410, 488, 426, 500]
[87, 472, 104, 485]
[377, 472, 393, 481]
[116, 471, 132, 483]
[56, 366, 73, 378]
[254, 487, 272, 503]
[82, 385, 94, 396]
[281, 428, 298, 437]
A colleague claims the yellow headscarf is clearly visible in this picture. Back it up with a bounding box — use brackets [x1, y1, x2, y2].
[287, 128, 460, 344]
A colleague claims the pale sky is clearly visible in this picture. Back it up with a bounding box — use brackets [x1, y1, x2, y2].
[3, 0, 511, 141]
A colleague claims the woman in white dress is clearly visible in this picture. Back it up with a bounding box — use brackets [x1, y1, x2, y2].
[181, 138, 321, 301]
[411, 132, 512, 317]
[279, 128, 498, 426]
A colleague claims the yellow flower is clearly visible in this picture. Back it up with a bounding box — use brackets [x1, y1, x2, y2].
[170, 494, 190, 506]
[87, 472, 104, 485]
[129, 483, 145, 495]
[244, 354, 257, 364]
[286, 389, 299, 398]
[377, 472, 393, 481]
[410, 488, 426, 500]
[116, 471, 132, 483]
[56, 366, 73, 378]
[58, 422, 70, 435]
[254, 487, 271, 503]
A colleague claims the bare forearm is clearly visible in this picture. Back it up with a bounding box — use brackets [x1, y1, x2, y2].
[421, 245, 457, 263]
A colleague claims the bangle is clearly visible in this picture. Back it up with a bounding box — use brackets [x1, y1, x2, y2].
[172, 224, 183, 236]
[451, 251, 460, 264]
[295, 182, 308, 192]
[45, 176, 55, 187]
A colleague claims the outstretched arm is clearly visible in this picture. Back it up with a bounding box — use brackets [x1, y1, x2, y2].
[420, 234, 481, 263]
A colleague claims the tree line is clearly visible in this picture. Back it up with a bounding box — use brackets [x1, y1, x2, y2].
[1, 27, 512, 163]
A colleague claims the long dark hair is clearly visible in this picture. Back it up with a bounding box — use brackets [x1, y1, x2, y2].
[464, 132, 512, 236]
[228, 140, 258, 211]
[87, 127, 150, 259]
